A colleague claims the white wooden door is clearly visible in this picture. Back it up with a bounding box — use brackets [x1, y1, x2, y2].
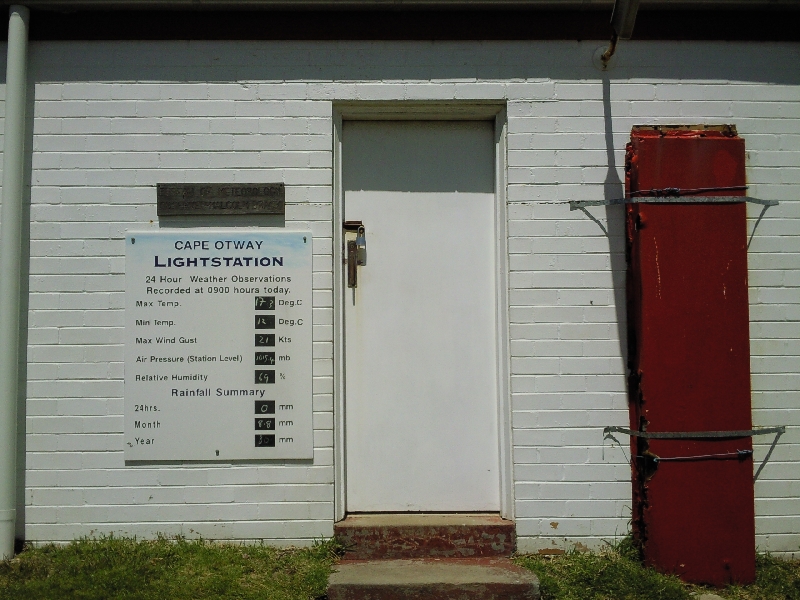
[343, 121, 500, 512]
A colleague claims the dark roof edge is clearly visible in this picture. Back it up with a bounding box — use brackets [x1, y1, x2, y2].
[16, 7, 800, 41]
[5, 0, 800, 9]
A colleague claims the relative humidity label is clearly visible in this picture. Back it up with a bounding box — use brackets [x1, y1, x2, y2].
[124, 230, 312, 461]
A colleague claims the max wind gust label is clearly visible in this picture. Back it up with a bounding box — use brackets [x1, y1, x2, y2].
[124, 230, 312, 461]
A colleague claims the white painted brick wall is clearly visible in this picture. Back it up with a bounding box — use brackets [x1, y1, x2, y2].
[0, 39, 797, 552]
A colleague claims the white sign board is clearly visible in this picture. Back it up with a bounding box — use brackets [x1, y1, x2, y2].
[125, 230, 312, 461]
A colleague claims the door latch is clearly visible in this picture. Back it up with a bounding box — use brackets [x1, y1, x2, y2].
[347, 240, 358, 288]
[344, 221, 367, 289]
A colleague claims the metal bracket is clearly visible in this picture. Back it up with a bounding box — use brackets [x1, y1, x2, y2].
[570, 196, 778, 210]
[602, 426, 786, 482]
[343, 220, 364, 232]
[342, 220, 363, 266]
[343, 221, 367, 293]
[569, 186, 778, 246]
[603, 426, 785, 439]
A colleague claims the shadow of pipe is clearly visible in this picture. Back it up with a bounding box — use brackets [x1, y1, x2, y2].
[601, 74, 629, 371]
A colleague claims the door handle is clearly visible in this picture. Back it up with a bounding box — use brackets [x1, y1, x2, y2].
[344, 223, 367, 289]
[347, 240, 358, 288]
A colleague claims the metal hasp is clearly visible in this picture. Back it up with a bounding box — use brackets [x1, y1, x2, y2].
[343, 221, 366, 289]
[626, 125, 755, 586]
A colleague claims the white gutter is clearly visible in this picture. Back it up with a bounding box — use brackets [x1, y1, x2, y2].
[0, 4, 29, 561]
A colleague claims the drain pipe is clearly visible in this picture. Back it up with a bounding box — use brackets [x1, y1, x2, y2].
[0, 4, 30, 560]
[600, 0, 640, 67]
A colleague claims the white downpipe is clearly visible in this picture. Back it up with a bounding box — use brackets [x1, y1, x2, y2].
[0, 4, 29, 560]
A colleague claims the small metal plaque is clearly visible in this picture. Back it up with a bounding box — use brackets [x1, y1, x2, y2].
[157, 183, 285, 216]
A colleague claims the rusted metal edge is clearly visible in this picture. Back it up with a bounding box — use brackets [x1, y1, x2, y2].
[570, 196, 778, 210]
[633, 124, 739, 136]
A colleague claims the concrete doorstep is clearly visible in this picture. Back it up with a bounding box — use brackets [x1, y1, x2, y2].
[327, 557, 540, 600]
[328, 514, 539, 600]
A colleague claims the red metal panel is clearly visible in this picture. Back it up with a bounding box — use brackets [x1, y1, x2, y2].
[626, 126, 755, 586]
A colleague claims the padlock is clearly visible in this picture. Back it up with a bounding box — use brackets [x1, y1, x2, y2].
[355, 226, 367, 266]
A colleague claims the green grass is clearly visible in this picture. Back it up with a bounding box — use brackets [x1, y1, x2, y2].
[514, 538, 800, 600]
[726, 554, 800, 600]
[515, 538, 690, 600]
[3, 535, 799, 600]
[0, 535, 343, 600]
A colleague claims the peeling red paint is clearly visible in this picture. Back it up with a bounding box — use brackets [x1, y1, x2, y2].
[626, 126, 755, 586]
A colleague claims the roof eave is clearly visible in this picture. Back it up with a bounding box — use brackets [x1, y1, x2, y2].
[5, 0, 799, 9]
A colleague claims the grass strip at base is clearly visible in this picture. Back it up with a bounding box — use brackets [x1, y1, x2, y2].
[4, 534, 800, 600]
[0, 535, 342, 600]
[514, 538, 800, 600]
[515, 538, 689, 600]
[727, 554, 800, 600]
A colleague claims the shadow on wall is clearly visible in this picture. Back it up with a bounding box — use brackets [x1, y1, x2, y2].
[603, 73, 628, 368]
[569, 73, 628, 367]
[6, 40, 797, 85]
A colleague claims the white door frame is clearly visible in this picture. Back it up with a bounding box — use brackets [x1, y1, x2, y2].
[332, 102, 513, 521]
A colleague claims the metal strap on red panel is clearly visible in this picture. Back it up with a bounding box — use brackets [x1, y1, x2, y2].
[603, 426, 785, 439]
[569, 186, 778, 247]
[636, 449, 753, 464]
[630, 185, 748, 197]
[603, 426, 786, 482]
[570, 194, 778, 210]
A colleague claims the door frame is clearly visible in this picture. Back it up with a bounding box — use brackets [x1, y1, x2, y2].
[332, 102, 513, 521]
